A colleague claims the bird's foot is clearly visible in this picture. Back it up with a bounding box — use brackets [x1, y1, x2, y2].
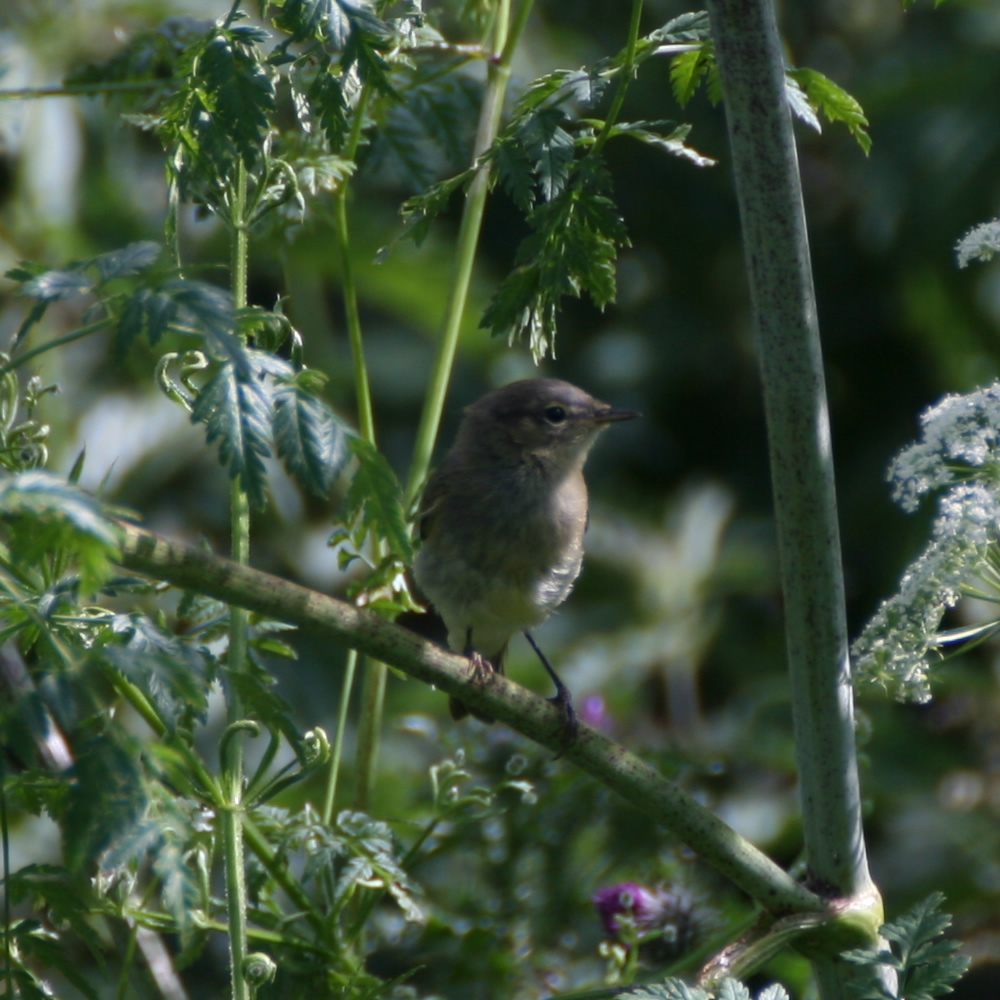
[548, 683, 579, 755]
[467, 649, 495, 686]
[450, 647, 497, 723]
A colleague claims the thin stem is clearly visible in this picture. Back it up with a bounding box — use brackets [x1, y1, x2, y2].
[404, 0, 534, 506]
[337, 87, 377, 444]
[331, 83, 387, 812]
[353, 652, 385, 813]
[0, 319, 110, 378]
[0, 81, 162, 101]
[223, 155, 252, 1000]
[323, 647, 358, 824]
[590, 0, 644, 156]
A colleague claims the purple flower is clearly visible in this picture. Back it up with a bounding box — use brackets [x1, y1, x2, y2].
[592, 882, 661, 936]
[580, 694, 610, 730]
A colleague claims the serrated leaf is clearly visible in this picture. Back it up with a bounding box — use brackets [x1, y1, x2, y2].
[166, 280, 246, 375]
[389, 169, 472, 253]
[755, 988, 790, 1000]
[309, 66, 349, 148]
[787, 66, 871, 155]
[296, 152, 356, 195]
[273, 371, 348, 496]
[224, 660, 304, 761]
[716, 980, 751, 1000]
[518, 106, 576, 202]
[408, 73, 481, 169]
[21, 269, 94, 301]
[649, 11, 712, 45]
[93, 241, 162, 283]
[64, 732, 147, 873]
[617, 980, 710, 1000]
[197, 32, 275, 167]
[612, 121, 716, 168]
[785, 74, 820, 132]
[0, 470, 121, 593]
[670, 45, 713, 108]
[342, 436, 413, 563]
[843, 893, 969, 1000]
[481, 157, 629, 360]
[101, 612, 214, 731]
[191, 362, 273, 510]
[492, 138, 536, 212]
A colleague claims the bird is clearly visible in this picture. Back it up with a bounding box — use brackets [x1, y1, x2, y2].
[412, 377, 639, 727]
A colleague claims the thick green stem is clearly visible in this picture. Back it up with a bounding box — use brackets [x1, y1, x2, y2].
[704, 0, 880, 990]
[119, 522, 827, 917]
[404, 0, 533, 504]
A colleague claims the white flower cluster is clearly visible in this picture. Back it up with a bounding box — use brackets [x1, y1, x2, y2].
[853, 383, 1000, 702]
[955, 219, 1000, 269]
[888, 383, 1000, 512]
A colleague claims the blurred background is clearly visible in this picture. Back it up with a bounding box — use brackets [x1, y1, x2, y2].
[3, 0, 1000, 996]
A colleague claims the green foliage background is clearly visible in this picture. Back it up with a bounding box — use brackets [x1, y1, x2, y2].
[2, 0, 1000, 997]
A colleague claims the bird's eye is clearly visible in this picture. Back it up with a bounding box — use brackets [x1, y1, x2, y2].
[543, 405, 567, 424]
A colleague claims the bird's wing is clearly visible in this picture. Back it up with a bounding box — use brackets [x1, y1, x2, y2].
[415, 466, 449, 541]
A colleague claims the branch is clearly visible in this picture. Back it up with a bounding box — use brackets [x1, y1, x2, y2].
[117, 520, 821, 917]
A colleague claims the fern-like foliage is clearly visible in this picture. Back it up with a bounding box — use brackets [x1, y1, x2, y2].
[842, 893, 969, 1000]
[617, 978, 789, 1000]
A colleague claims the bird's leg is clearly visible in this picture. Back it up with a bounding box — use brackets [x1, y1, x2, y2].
[463, 627, 495, 684]
[451, 628, 496, 723]
[524, 630, 578, 740]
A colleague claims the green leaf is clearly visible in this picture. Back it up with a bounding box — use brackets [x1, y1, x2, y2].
[63, 732, 148, 872]
[390, 169, 473, 252]
[610, 121, 716, 168]
[190, 362, 273, 510]
[295, 151, 356, 196]
[6, 918, 102, 1000]
[842, 893, 969, 1000]
[717, 981, 751, 1000]
[518, 106, 576, 202]
[197, 31, 276, 167]
[93, 241, 162, 283]
[309, 65, 349, 149]
[20, 269, 94, 301]
[342, 436, 414, 563]
[5, 865, 106, 972]
[273, 370, 349, 497]
[786, 66, 871, 155]
[0, 470, 121, 593]
[116, 279, 243, 372]
[64, 15, 208, 107]
[670, 43, 715, 108]
[101, 794, 209, 950]
[617, 980, 710, 1000]
[648, 11, 712, 46]
[165, 280, 245, 374]
[224, 659, 304, 761]
[492, 135, 537, 212]
[481, 157, 630, 360]
[100, 612, 214, 731]
[273, 0, 393, 89]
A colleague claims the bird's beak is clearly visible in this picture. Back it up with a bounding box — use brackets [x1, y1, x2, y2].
[593, 405, 641, 424]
